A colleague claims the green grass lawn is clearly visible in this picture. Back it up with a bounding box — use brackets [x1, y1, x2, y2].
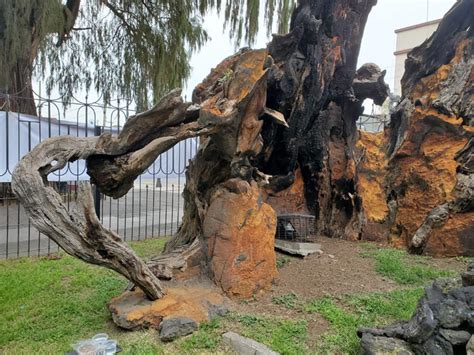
[0, 238, 169, 354]
[0, 238, 468, 354]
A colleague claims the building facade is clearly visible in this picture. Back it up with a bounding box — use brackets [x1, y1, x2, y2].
[393, 19, 441, 96]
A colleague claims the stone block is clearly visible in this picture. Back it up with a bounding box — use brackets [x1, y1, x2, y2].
[223, 331, 279, 355]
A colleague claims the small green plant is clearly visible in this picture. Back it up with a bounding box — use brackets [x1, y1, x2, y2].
[276, 255, 291, 269]
[454, 256, 474, 263]
[235, 313, 265, 326]
[235, 313, 308, 354]
[217, 69, 233, 84]
[272, 292, 300, 309]
[360, 246, 455, 285]
[179, 318, 222, 351]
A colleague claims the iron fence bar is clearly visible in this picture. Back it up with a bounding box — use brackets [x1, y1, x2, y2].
[47, 98, 52, 255]
[145, 185, 149, 239]
[131, 186, 135, 241]
[138, 175, 142, 239]
[0, 92, 201, 259]
[94, 125, 102, 218]
[124, 193, 128, 241]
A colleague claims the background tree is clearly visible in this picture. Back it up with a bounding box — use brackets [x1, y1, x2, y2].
[0, 0, 294, 115]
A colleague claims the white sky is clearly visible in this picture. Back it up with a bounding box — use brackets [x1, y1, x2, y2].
[185, 0, 456, 98]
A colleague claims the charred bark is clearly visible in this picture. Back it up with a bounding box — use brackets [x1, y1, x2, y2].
[384, 0, 474, 256]
[13, 0, 385, 299]
[260, 0, 383, 239]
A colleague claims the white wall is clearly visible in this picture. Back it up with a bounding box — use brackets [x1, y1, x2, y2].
[393, 20, 441, 95]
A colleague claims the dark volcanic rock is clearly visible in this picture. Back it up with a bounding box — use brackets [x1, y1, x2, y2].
[404, 303, 437, 343]
[159, 317, 198, 342]
[439, 329, 471, 346]
[360, 333, 414, 354]
[358, 264, 474, 354]
[462, 271, 474, 287]
[467, 335, 474, 354]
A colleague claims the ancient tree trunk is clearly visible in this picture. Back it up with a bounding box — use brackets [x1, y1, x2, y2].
[0, 55, 37, 116]
[159, 0, 388, 295]
[356, 0, 473, 256]
[12, 89, 215, 299]
[14, 0, 384, 299]
[14, 0, 471, 305]
[388, 1, 473, 256]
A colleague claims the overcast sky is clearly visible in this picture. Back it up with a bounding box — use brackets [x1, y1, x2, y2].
[184, 0, 456, 98]
[32, 0, 457, 120]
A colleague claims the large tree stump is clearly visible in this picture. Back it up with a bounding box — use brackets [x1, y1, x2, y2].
[12, 0, 472, 324]
[12, 0, 385, 303]
[355, 0, 473, 256]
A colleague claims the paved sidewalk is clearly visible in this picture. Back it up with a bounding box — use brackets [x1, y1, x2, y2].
[0, 187, 183, 259]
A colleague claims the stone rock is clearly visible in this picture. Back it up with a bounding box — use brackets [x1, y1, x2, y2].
[108, 285, 227, 330]
[439, 329, 471, 346]
[223, 331, 279, 355]
[359, 264, 474, 355]
[411, 335, 453, 355]
[360, 333, 414, 355]
[274, 240, 322, 257]
[431, 277, 463, 295]
[434, 298, 468, 329]
[159, 316, 198, 342]
[462, 270, 474, 287]
[404, 303, 437, 343]
[467, 335, 474, 355]
[207, 302, 229, 320]
[468, 262, 474, 272]
[203, 181, 278, 299]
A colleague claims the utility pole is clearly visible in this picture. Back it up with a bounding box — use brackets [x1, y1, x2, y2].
[426, 0, 429, 21]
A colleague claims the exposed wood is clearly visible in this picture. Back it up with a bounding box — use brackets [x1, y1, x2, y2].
[11, 89, 220, 299]
[11, 137, 165, 300]
[12, 0, 473, 313]
[385, 0, 473, 255]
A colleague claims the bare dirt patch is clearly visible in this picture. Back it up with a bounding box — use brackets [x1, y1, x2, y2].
[231, 236, 469, 344]
[234, 237, 397, 316]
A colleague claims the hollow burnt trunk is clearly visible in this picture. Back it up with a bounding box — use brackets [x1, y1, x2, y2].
[385, 0, 474, 256]
[161, 0, 386, 296]
[356, 0, 473, 256]
[12, 0, 473, 302]
[13, 0, 381, 299]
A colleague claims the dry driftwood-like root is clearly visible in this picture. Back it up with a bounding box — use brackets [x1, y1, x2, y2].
[11, 137, 165, 299]
[12, 55, 273, 298]
[10, 89, 216, 300]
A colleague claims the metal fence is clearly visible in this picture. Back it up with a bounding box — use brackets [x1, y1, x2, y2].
[0, 91, 389, 259]
[357, 113, 388, 132]
[0, 91, 198, 259]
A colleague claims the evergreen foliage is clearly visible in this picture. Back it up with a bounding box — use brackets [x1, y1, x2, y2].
[0, 0, 294, 109]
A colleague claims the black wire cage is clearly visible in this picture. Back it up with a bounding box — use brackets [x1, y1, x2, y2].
[276, 214, 317, 243]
